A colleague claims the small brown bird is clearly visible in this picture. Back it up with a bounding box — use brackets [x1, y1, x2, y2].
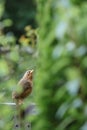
[12, 70, 33, 104]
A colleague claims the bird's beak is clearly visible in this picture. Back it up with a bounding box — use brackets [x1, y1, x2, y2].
[30, 70, 34, 74]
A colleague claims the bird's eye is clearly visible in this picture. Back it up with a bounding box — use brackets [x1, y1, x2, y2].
[15, 124, 19, 127]
[27, 124, 30, 128]
[28, 72, 30, 76]
[27, 71, 30, 74]
[27, 123, 31, 128]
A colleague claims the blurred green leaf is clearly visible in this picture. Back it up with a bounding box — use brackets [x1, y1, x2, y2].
[0, 60, 9, 76]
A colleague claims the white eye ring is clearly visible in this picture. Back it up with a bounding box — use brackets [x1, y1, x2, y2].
[26, 71, 30, 74]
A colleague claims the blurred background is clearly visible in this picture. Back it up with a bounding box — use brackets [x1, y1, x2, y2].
[0, 0, 87, 130]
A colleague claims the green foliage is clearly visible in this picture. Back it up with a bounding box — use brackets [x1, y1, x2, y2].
[5, 0, 37, 36]
[33, 0, 87, 130]
[0, 0, 87, 129]
[0, 0, 37, 129]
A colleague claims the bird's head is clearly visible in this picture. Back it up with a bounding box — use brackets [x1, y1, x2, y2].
[24, 70, 34, 81]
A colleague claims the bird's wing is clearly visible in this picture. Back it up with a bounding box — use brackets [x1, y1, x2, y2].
[22, 81, 31, 91]
[19, 81, 32, 99]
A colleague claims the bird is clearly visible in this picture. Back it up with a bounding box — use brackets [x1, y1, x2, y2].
[12, 70, 34, 104]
